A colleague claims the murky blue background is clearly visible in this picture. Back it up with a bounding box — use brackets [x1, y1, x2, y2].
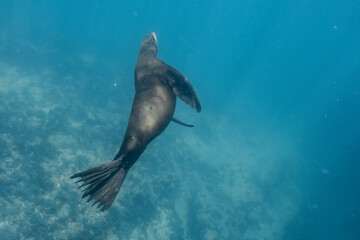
[1, 0, 359, 239]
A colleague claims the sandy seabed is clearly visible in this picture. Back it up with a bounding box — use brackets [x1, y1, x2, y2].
[0, 62, 299, 240]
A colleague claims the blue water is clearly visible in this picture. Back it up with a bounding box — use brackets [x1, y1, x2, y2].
[1, 0, 359, 239]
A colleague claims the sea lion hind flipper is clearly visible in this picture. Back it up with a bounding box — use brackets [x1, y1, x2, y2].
[171, 117, 194, 127]
[71, 160, 127, 211]
[162, 62, 201, 112]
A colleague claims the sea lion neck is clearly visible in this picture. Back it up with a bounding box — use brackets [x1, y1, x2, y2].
[137, 50, 157, 61]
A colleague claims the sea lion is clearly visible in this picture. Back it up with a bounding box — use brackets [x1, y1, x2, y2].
[71, 32, 201, 211]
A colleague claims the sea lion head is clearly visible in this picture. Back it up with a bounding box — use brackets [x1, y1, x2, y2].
[138, 32, 158, 59]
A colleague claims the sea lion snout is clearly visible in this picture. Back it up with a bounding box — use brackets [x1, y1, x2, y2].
[150, 32, 157, 44]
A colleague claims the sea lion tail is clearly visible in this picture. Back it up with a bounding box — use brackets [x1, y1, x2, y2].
[71, 160, 126, 211]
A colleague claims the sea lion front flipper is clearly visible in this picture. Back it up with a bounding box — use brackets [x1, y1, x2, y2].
[162, 62, 201, 112]
[172, 117, 194, 127]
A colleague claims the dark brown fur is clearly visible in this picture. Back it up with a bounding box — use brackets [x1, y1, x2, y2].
[71, 32, 201, 211]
